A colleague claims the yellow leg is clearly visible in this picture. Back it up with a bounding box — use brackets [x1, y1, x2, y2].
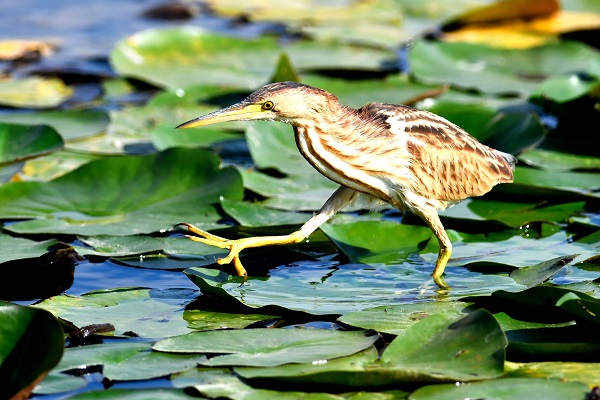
[415, 209, 452, 290]
[179, 186, 360, 281]
[179, 222, 306, 280]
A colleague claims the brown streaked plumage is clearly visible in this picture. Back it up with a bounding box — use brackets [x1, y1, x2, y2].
[177, 81, 517, 289]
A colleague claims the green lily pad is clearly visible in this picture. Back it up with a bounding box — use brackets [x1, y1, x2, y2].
[18, 150, 100, 181]
[69, 389, 192, 399]
[52, 341, 205, 381]
[0, 110, 109, 141]
[240, 310, 506, 387]
[337, 301, 472, 335]
[0, 235, 61, 264]
[0, 148, 243, 235]
[511, 166, 600, 198]
[35, 288, 196, 338]
[379, 309, 506, 382]
[409, 377, 589, 400]
[506, 361, 600, 386]
[532, 73, 600, 103]
[110, 27, 395, 90]
[185, 265, 519, 315]
[556, 291, 600, 325]
[0, 76, 73, 108]
[184, 308, 278, 331]
[0, 123, 63, 165]
[519, 148, 600, 171]
[509, 254, 579, 287]
[482, 111, 547, 155]
[33, 373, 86, 395]
[0, 305, 64, 399]
[221, 198, 311, 227]
[153, 328, 378, 367]
[410, 40, 600, 96]
[320, 220, 433, 262]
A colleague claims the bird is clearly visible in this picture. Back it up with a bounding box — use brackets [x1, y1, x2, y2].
[176, 81, 517, 288]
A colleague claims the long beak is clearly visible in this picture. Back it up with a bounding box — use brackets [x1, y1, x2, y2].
[176, 102, 265, 129]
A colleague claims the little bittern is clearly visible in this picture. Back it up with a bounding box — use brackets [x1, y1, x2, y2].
[177, 82, 517, 288]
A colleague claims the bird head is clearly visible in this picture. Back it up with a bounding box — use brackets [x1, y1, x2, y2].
[177, 81, 337, 129]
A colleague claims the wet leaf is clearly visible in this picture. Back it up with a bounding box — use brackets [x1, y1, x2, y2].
[338, 302, 471, 335]
[53, 341, 205, 381]
[0, 305, 64, 399]
[510, 254, 579, 287]
[532, 73, 600, 103]
[0, 148, 243, 235]
[153, 328, 378, 367]
[409, 377, 589, 399]
[184, 308, 277, 331]
[221, 198, 310, 227]
[0, 123, 63, 165]
[36, 288, 196, 338]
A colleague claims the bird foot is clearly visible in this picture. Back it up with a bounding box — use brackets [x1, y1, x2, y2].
[177, 223, 248, 281]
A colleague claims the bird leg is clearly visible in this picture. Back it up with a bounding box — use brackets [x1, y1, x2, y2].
[179, 186, 359, 280]
[415, 208, 452, 290]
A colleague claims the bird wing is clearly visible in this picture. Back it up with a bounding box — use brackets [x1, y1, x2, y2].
[359, 103, 516, 202]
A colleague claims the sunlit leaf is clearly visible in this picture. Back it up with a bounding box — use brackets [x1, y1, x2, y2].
[532, 74, 600, 103]
[0, 76, 72, 108]
[153, 328, 378, 367]
[338, 301, 471, 335]
[410, 40, 600, 96]
[36, 288, 196, 338]
[110, 27, 395, 90]
[0, 148, 243, 235]
[409, 377, 588, 399]
[506, 361, 600, 386]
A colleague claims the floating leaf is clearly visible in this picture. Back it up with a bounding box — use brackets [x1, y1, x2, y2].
[0, 76, 72, 108]
[52, 341, 205, 381]
[409, 377, 588, 400]
[153, 328, 378, 367]
[36, 288, 196, 338]
[378, 309, 506, 382]
[518, 149, 600, 171]
[110, 27, 395, 90]
[506, 361, 600, 386]
[0, 110, 109, 141]
[510, 254, 579, 287]
[0, 305, 64, 399]
[0, 123, 63, 165]
[410, 40, 600, 96]
[338, 302, 471, 335]
[0, 148, 243, 235]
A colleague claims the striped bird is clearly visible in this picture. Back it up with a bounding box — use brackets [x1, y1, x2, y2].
[177, 81, 517, 288]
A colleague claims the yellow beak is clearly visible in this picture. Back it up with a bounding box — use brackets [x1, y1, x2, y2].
[176, 103, 266, 129]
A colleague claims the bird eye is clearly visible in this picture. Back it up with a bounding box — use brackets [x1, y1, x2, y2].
[262, 101, 274, 111]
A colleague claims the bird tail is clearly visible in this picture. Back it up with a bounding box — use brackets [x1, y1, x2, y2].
[497, 150, 518, 171]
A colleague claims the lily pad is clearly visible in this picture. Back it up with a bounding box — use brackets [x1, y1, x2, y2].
[0, 123, 64, 165]
[0, 305, 64, 399]
[0, 110, 109, 141]
[509, 254, 579, 287]
[518, 148, 600, 171]
[409, 377, 589, 400]
[0, 76, 73, 108]
[337, 301, 472, 335]
[410, 40, 600, 96]
[52, 341, 205, 381]
[110, 27, 396, 90]
[153, 328, 378, 367]
[35, 288, 196, 338]
[0, 148, 243, 235]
